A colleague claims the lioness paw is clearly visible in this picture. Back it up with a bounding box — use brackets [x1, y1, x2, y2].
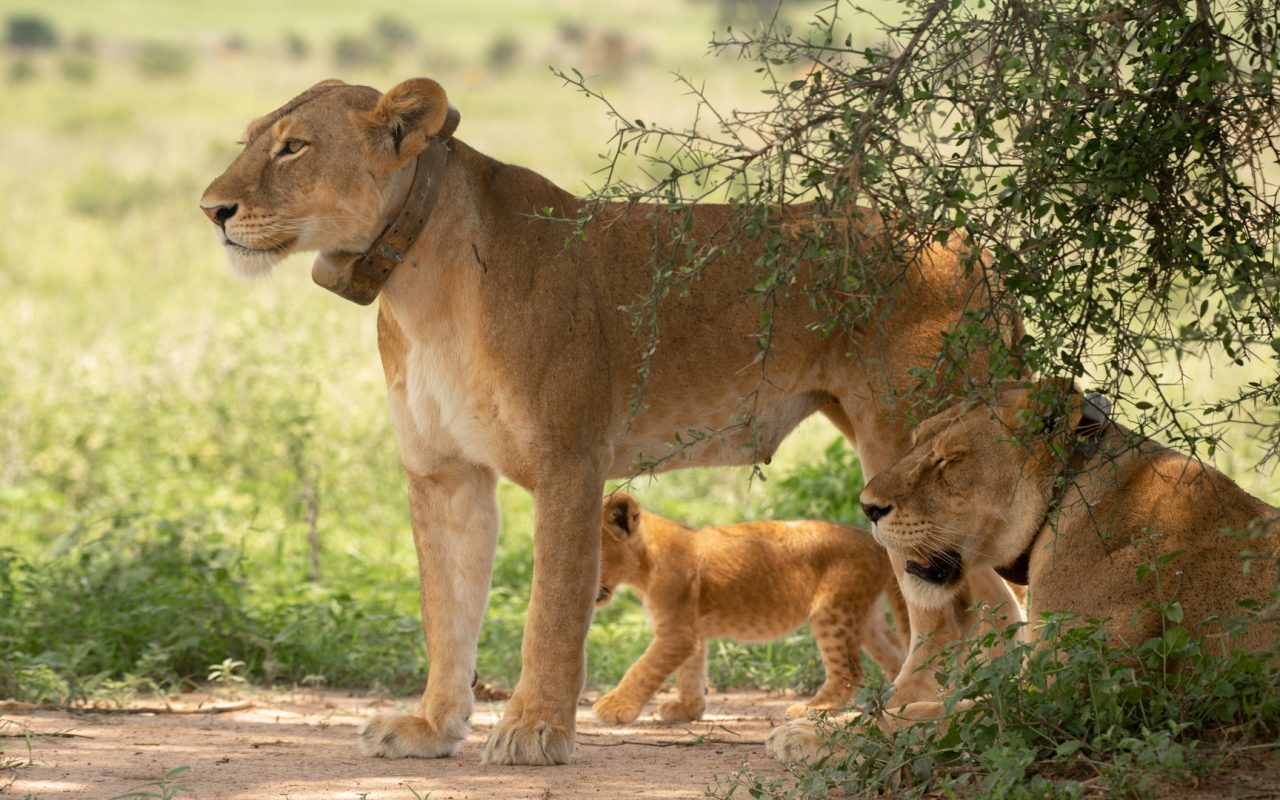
[656, 698, 705, 723]
[358, 713, 464, 759]
[593, 690, 643, 724]
[766, 718, 824, 765]
[481, 716, 573, 765]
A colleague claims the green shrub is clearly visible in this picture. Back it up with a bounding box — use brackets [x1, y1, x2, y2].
[58, 54, 95, 83]
[767, 438, 866, 526]
[282, 31, 308, 60]
[6, 57, 36, 82]
[372, 16, 416, 50]
[331, 34, 387, 70]
[135, 40, 191, 78]
[6, 15, 57, 49]
[721, 612, 1280, 799]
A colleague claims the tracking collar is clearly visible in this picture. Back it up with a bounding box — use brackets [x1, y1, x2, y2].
[311, 105, 461, 305]
[994, 393, 1111, 586]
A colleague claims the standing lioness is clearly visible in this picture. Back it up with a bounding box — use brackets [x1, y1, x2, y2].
[593, 492, 908, 723]
[200, 77, 1022, 766]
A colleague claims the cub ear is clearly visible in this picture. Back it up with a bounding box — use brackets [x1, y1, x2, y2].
[361, 78, 457, 173]
[603, 492, 641, 539]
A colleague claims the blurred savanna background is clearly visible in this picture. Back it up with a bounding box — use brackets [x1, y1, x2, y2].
[0, 0, 906, 706]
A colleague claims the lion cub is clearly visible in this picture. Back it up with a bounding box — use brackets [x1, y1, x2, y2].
[592, 492, 907, 723]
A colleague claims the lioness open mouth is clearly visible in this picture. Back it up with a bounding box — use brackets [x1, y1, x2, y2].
[596, 585, 612, 604]
[904, 550, 963, 585]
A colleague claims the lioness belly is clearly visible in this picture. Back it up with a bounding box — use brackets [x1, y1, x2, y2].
[606, 391, 831, 477]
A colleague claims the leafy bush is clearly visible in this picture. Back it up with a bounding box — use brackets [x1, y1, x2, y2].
[767, 437, 866, 526]
[331, 34, 387, 70]
[6, 57, 36, 82]
[59, 54, 95, 83]
[6, 15, 57, 49]
[721, 612, 1280, 799]
[372, 16, 416, 50]
[135, 40, 191, 78]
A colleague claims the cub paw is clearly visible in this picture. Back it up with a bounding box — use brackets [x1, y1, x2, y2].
[357, 714, 464, 759]
[481, 714, 573, 765]
[765, 718, 823, 765]
[593, 690, 643, 724]
[656, 698, 705, 722]
[784, 701, 840, 720]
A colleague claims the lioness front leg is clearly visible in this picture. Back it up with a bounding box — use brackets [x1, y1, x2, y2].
[360, 462, 499, 759]
[595, 628, 699, 724]
[482, 468, 603, 765]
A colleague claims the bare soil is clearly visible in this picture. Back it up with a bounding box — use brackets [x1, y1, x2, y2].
[2, 688, 788, 799]
[7, 689, 1279, 799]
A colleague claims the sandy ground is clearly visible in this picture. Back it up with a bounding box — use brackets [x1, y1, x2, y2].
[1, 688, 789, 800]
[8, 688, 1278, 800]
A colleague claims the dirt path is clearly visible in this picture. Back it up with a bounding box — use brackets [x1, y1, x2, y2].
[3, 689, 788, 799]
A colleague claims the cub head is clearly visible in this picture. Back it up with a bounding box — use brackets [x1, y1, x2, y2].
[597, 492, 645, 606]
[860, 380, 1090, 608]
[199, 77, 456, 278]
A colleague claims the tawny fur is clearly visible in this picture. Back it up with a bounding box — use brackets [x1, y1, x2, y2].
[593, 493, 908, 723]
[769, 381, 1280, 763]
[201, 77, 1024, 766]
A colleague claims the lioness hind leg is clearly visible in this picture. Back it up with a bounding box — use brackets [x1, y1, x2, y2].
[656, 638, 707, 722]
[787, 608, 862, 719]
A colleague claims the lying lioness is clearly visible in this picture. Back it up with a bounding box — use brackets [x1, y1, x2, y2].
[768, 381, 1279, 761]
[200, 76, 1023, 766]
[593, 492, 908, 723]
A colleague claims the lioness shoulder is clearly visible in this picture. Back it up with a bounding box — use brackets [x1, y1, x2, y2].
[593, 492, 908, 723]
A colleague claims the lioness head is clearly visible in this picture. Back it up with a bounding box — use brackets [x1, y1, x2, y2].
[597, 492, 644, 606]
[199, 78, 455, 278]
[860, 381, 1087, 608]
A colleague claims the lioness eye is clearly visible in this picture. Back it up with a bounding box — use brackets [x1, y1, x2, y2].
[276, 139, 307, 157]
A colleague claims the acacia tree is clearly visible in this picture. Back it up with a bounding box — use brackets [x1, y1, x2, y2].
[561, 0, 1280, 465]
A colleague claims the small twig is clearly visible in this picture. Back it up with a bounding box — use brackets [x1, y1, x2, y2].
[578, 736, 766, 748]
[0, 731, 88, 739]
[0, 701, 254, 716]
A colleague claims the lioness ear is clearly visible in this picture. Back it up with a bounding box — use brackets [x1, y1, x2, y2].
[603, 493, 640, 538]
[362, 78, 456, 172]
[997, 378, 1078, 439]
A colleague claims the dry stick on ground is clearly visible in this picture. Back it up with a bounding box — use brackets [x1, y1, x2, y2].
[0, 701, 254, 715]
[576, 725, 766, 748]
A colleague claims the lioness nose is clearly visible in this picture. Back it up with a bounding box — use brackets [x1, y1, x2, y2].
[861, 502, 892, 523]
[201, 203, 238, 228]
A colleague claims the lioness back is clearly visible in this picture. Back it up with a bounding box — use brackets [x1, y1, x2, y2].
[594, 492, 907, 723]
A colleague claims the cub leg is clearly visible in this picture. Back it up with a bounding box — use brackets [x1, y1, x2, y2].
[359, 463, 499, 759]
[482, 467, 604, 765]
[595, 624, 699, 724]
[656, 638, 708, 722]
[860, 601, 906, 680]
[787, 607, 863, 719]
